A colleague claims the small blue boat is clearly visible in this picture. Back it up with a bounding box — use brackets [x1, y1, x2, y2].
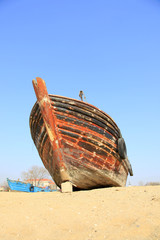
[7, 178, 55, 192]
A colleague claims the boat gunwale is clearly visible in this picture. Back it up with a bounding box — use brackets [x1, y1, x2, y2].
[49, 94, 120, 132]
[30, 96, 120, 140]
[30, 101, 119, 146]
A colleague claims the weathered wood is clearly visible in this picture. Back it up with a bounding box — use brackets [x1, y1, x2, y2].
[30, 78, 132, 190]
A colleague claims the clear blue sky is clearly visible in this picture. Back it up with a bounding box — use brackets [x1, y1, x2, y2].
[0, 0, 160, 185]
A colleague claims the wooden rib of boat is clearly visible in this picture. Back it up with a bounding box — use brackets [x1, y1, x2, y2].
[29, 77, 133, 191]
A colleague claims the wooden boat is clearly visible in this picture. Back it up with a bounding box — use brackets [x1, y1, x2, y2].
[7, 178, 55, 192]
[29, 78, 133, 191]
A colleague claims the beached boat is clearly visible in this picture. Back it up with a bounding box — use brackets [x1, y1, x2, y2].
[29, 77, 133, 191]
[7, 178, 54, 192]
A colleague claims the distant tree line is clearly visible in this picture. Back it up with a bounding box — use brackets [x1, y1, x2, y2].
[139, 181, 160, 186]
[21, 165, 51, 186]
[145, 182, 160, 186]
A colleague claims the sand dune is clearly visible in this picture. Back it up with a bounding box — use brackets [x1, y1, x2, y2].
[0, 186, 160, 240]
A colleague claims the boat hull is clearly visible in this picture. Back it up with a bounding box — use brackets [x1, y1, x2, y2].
[30, 78, 132, 189]
[7, 179, 54, 192]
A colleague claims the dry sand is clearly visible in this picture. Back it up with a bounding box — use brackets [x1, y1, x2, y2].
[0, 186, 160, 240]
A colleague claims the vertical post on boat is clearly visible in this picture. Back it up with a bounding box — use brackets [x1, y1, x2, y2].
[32, 77, 72, 193]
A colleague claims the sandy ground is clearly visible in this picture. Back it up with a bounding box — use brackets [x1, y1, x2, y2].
[0, 186, 160, 240]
